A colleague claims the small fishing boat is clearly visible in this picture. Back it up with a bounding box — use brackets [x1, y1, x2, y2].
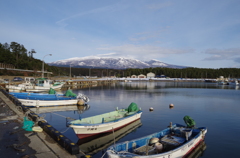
[228, 79, 239, 86]
[67, 102, 142, 139]
[24, 78, 65, 92]
[6, 77, 65, 92]
[6, 77, 35, 92]
[10, 89, 89, 107]
[106, 116, 207, 158]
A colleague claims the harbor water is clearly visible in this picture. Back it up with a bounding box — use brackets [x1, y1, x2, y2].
[31, 81, 240, 158]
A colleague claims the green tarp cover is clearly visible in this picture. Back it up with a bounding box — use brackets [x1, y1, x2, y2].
[22, 117, 34, 131]
[48, 88, 56, 94]
[183, 115, 196, 128]
[64, 89, 77, 97]
[126, 102, 139, 112]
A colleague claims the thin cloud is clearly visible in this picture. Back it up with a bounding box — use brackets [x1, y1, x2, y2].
[56, 3, 126, 28]
[56, 8, 106, 28]
[203, 48, 240, 61]
[97, 44, 194, 60]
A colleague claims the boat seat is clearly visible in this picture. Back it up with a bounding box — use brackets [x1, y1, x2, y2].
[160, 135, 185, 146]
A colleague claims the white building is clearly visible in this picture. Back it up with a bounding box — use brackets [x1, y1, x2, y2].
[147, 72, 155, 78]
[138, 74, 146, 78]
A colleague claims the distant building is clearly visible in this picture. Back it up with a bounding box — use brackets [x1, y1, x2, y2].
[131, 75, 137, 78]
[138, 74, 146, 78]
[147, 72, 155, 78]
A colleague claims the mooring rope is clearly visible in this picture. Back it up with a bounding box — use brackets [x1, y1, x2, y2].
[50, 112, 68, 118]
[60, 127, 71, 133]
[100, 127, 115, 158]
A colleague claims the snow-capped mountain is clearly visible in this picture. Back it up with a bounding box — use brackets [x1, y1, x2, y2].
[48, 57, 187, 69]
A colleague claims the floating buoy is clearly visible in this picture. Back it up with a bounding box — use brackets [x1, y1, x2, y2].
[149, 107, 154, 111]
[169, 103, 174, 107]
[77, 99, 85, 105]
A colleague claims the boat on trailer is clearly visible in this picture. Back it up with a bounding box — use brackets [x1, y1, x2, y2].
[106, 116, 207, 158]
[67, 102, 142, 139]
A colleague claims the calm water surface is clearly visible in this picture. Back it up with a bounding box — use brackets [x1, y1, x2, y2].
[32, 81, 240, 158]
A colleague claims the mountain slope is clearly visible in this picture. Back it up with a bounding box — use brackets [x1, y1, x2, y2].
[48, 57, 187, 69]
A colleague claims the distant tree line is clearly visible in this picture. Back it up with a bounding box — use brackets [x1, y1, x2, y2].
[0, 42, 62, 76]
[124, 67, 240, 79]
[60, 66, 240, 79]
[1, 41, 240, 78]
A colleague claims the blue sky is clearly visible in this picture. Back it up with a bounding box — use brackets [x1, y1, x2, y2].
[1, 0, 240, 68]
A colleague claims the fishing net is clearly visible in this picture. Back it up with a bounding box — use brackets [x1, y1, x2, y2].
[64, 89, 77, 97]
[48, 88, 56, 94]
[183, 115, 196, 128]
[126, 102, 140, 112]
[22, 117, 34, 131]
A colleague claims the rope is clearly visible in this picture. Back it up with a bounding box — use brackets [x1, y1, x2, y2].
[112, 127, 116, 148]
[60, 127, 71, 133]
[16, 106, 23, 113]
[80, 150, 92, 158]
[50, 112, 68, 118]
[100, 127, 115, 158]
[100, 151, 107, 158]
[37, 114, 47, 122]
[24, 109, 32, 117]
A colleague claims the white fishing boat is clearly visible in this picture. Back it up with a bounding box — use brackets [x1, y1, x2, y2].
[67, 102, 142, 139]
[228, 79, 239, 86]
[24, 78, 65, 92]
[106, 116, 207, 158]
[6, 77, 35, 92]
[10, 89, 89, 107]
[6, 77, 65, 92]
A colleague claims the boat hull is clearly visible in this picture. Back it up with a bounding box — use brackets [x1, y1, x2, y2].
[25, 84, 64, 91]
[70, 111, 142, 139]
[6, 83, 64, 92]
[18, 98, 79, 107]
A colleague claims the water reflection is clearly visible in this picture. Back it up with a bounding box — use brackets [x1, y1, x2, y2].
[186, 141, 207, 158]
[30, 104, 90, 114]
[41, 81, 240, 158]
[121, 81, 240, 90]
[76, 104, 91, 114]
[77, 119, 142, 155]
